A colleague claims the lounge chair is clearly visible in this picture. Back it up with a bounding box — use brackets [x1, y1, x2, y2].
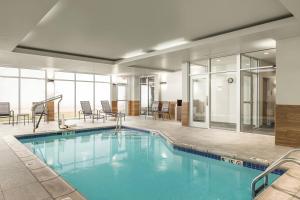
[0, 102, 14, 125]
[158, 101, 171, 120]
[32, 102, 48, 122]
[100, 100, 125, 120]
[79, 101, 104, 122]
[151, 101, 159, 120]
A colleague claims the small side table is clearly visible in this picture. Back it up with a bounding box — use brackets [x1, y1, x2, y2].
[17, 114, 30, 125]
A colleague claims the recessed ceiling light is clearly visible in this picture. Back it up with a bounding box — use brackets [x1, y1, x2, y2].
[264, 52, 269, 55]
[152, 38, 189, 51]
[122, 50, 146, 59]
[216, 59, 221, 62]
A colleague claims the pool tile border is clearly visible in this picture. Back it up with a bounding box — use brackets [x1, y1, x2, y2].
[15, 125, 286, 175]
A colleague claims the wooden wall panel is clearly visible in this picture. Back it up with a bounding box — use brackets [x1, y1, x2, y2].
[128, 100, 140, 116]
[276, 105, 300, 147]
[169, 101, 176, 120]
[47, 101, 55, 121]
[181, 102, 189, 126]
[111, 101, 118, 113]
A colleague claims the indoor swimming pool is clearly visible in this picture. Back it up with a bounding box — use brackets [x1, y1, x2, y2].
[19, 128, 279, 200]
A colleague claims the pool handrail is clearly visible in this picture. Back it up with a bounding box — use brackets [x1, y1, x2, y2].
[32, 95, 63, 133]
[251, 149, 300, 199]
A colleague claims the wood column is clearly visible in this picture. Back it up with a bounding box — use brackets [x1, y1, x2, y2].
[111, 101, 118, 113]
[47, 101, 55, 121]
[276, 104, 300, 147]
[181, 102, 189, 126]
[128, 100, 140, 116]
[169, 101, 176, 120]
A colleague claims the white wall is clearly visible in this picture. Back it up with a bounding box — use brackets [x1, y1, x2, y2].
[160, 71, 182, 101]
[277, 35, 300, 105]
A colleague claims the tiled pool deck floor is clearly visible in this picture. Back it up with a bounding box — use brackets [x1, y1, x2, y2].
[0, 116, 299, 200]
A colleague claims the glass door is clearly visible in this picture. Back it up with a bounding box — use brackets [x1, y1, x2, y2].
[140, 76, 155, 116]
[190, 75, 209, 128]
[240, 70, 255, 132]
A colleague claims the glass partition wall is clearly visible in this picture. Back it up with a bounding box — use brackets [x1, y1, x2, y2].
[189, 49, 276, 135]
[210, 56, 238, 130]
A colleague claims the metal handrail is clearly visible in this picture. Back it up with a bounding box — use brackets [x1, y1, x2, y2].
[32, 95, 63, 132]
[251, 157, 300, 198]
[115, 112, 123, 133]
[266, 149, 300, 171]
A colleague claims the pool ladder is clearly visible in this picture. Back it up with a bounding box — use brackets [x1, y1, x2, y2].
[251, 148, 300, 199]
[115, 112, 123, 133]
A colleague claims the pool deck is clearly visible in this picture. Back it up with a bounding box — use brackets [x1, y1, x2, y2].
[0, 116, 299, 200]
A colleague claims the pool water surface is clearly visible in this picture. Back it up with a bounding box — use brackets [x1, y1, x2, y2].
[20, 128, 278, 200]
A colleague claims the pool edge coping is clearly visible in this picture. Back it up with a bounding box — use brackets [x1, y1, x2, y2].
[3, 135, 87, 200]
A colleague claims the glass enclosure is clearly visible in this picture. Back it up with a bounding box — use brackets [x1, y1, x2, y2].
[190, 49, 276, 135]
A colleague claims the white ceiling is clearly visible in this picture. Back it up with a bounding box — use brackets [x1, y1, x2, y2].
[117, 18, 300, 71]
[18, 0, 291, 60]
[0, 0, 300, 75]
[0, 0, 58, 51]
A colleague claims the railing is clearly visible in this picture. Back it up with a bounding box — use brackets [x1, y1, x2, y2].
[115, 112, 123, 133]
[251, 149, 300, 198]
[32, 95, 63, 133]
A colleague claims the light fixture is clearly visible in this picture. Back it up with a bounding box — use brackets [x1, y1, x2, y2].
[152, 38, 189, 51]
[122, 50, 146, 59]
[264, 52, 269, 55]
[216, 59, 221, 62]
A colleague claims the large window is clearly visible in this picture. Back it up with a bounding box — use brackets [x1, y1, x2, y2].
[0, 77, 18, 122]
[0, 67, 19, 119]
[20, 78, 45, 114]
[76, 81, 94, 112]
[55, 80, 75, 119]
[95, 82, 111, 109]
[0, 67, 111, 123]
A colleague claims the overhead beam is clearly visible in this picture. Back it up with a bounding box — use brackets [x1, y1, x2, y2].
[14, 46, 117, 65]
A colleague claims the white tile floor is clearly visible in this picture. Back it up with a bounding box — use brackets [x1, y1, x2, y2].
[0, 116, 299, 200]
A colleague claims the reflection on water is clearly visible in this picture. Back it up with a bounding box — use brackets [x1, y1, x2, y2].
[21, 129, 278, 200]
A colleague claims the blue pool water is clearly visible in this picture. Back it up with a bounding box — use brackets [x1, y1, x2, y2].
[20, 128, 278, 200]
